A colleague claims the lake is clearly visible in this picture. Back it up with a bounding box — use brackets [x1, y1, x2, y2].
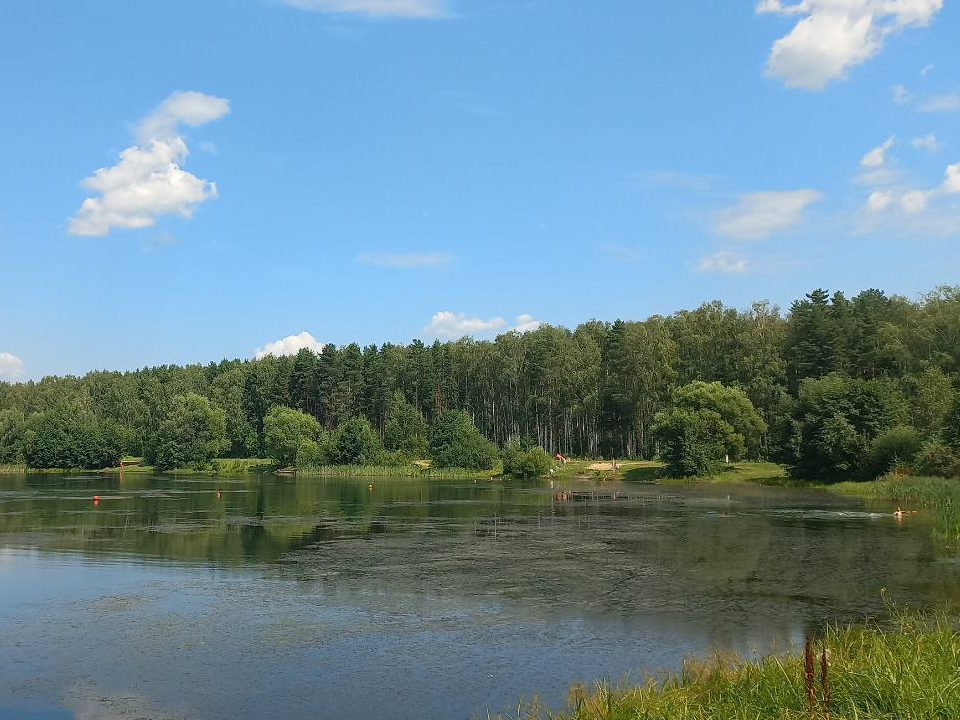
[1, 472, 957, 720]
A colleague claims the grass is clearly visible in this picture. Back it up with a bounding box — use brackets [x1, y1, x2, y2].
[830, 474, 960, 547]
[493, 608, 960, 720]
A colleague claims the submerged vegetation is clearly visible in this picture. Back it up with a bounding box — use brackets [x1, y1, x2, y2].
[498, 609, 960, 720]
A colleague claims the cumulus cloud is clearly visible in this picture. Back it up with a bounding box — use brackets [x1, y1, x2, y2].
[281, 0, 447, 18]
[861, 136, 895, 167]
[512, 314, 544, 333]
[862, 161, 960, 219]
[254, 331, 324, 359]
[919, 93, 960, 112]
[423, 312, 543, 339]
[358, 252, 452, 268]
[696, 251, 748, 274]
[911, 132, 942, 151]
[758, 0, 943, 90]
[70, 91, 229, 236]
[0, 352, 24, 382]
[716, 189, 822, 239]
[423, 311, 507, 340]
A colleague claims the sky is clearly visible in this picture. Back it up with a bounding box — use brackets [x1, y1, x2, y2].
[1, 0, 959, 381]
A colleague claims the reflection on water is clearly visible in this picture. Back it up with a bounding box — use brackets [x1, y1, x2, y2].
[1, 472, 957, 720]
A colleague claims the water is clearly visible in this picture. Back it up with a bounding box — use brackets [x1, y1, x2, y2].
[1, 472, 957, 719]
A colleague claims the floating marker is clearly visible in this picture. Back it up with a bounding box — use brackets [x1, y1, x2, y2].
[367, 484, 374, 491]
[217, 489, 222, 499]
[93, 495, 100, 506]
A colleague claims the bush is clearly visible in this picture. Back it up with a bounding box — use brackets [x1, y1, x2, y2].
[915, 441, 960, 478]
[382, 392, 428, 457]
[429, 410, 498, 470]
[652, 408, 729, 478]
[502, 439, 553, 479]
[147, 393, 229, 472]
[20, 408, 124, 469]
[867, 425, 922, 478]
[294, 438, 325, 468]
[328, 416, 384, 466]
[263, 406, 322, 466]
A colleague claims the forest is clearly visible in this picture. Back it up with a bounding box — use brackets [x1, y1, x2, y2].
[2, 285, 960, 481]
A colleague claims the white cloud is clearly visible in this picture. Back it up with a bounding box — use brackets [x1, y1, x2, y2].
[281, 0, 447, 18]
[867, 189, 895, 211]
[861, 136, 895, 167]
[70, 91, 229, 237]
[0, 353, 24, 382]
[892, 84, 912, 104]
[254, 331, 324, 359]
[716, 189, 822, 239]
[758, 0, 943, 90]
[136, 91, 230, 143]
[920, 62, 935, 76]
[512, 314, 544, 333]
[358, 252, 452, 268]
[862, 161, 960, 219]
[911, 133, 942, 151]
[696, 251, 748, 274]
[423, 311, 507, 339]
[919, 93, 960, 112]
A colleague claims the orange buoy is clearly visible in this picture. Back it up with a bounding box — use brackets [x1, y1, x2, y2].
[93, 495, 100, 506]
[367, 484, 374, 491]
[217, 489, 222, 499]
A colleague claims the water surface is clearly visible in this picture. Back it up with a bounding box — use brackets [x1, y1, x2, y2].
[1, 472, 956, 719]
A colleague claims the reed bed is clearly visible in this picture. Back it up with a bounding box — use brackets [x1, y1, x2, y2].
[493, 609, 960, 720]
[831, 475, 960, 547]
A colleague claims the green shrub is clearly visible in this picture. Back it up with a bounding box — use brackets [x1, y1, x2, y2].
[915, 441, 960, 478]
[502, 439, 553, 479]
[328, 416, 384, 466]
[429, 410, 497, 470]
[867, 425, 922, 478]
[263, 406, 323, 466]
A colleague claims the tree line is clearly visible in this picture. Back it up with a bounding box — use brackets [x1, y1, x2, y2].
[2, 285, 960, 480]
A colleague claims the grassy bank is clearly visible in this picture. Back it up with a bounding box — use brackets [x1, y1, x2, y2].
[297, 463, 502, 480]
[549, 459, 788, 485]
[497, 609, 960, 720]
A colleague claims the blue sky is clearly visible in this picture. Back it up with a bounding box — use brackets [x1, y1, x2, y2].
[1, 0, 958, 380]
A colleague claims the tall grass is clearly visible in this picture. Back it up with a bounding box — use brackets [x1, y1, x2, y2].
[493, 609, 960, 720]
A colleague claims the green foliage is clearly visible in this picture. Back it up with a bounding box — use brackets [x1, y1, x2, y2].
[294, 439, 325, 468]
[502, 439, 553, 479]
[652, 408, 729, 478]
[915, 441, 960, 479]
[429, 410, 498, 470]
[20, 407, 124, 469]
[263, 405, 323, 466]
[867, 425, 922, 477]
[382, 391, 428, 457]
[328, 416, 383, 466]
[779, 375, 900, 481]
[1, 285, 958, 480]
[0, 408, 25, 464]
[672, 381, 767, 460]
[944, 395, 960, 453]
[147, 393, 229, 472]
